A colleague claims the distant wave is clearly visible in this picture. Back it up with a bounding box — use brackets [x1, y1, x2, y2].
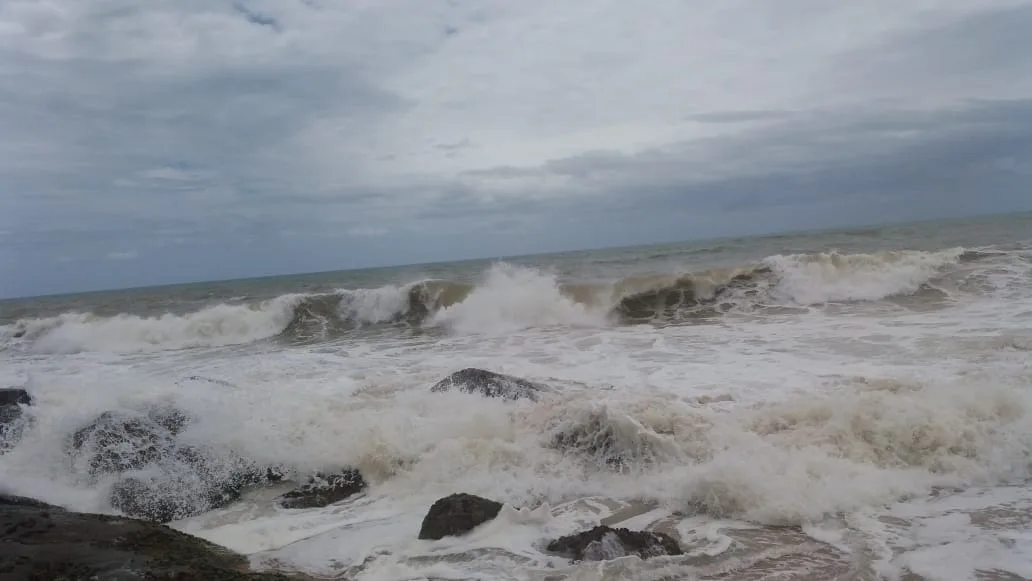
[2, 245, 1014, 353]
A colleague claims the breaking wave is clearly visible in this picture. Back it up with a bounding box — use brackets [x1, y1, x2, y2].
[2, 246, 1012, 353]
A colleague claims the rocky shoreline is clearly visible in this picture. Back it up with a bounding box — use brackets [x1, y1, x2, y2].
[0, 370, 684, 579]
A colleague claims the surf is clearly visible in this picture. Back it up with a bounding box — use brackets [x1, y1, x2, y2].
[1, 245, 1012, 353]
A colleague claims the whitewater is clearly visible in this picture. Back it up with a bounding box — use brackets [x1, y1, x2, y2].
[2, 212, 1032, 580]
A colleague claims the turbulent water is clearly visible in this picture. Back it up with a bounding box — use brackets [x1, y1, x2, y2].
[2, 212, 1032, 580]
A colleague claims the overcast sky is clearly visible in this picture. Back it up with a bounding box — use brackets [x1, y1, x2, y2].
[2, 1, 1032, 297]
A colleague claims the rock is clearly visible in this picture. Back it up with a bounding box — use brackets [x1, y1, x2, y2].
[109, 477, 189, 524]
[147, 405, 192, 436]
[546, 525, 682, 562]
[430, 368, 544, 401]
[279, 468, 366, 509]
[70, 411, 178, 476]
[0, 388, 32, 453]
[550, 409, 660, 471]
[0, 388, 31, 407]
[0, 493, 310, 580]
[417, 493, 503, 540]
[110, 447, 285, 523]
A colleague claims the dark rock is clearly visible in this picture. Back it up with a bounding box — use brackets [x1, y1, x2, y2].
[70, 411, 178, 476]
[110, 477, 188, 524]
[0, 388, 31, 406]
[147, 405, 191, 436]
[0, 493, 311, 580]
[0, 388, 32, 453]
[417, 493, 503, 540]
[546, 525, 682, 562]
[279, 468, 366, 509]
[110, 448, 285, 523]
[430, 368, 544, 401]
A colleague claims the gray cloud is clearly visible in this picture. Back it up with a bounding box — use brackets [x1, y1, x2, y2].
[2, 1, 1032, 297]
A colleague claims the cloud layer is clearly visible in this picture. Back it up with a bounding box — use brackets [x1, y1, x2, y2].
[2, 1, 1031, 296]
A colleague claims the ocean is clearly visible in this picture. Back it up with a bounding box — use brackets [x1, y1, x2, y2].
[2, 211, 1031, 580]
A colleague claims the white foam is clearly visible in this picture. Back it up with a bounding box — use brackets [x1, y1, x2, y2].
[338, 285, 414, 325]
[7, 295, 301, 354]
[429, 263, 605, 335]
[3, 240, 1032, 580]
[765, 247, 965, 304]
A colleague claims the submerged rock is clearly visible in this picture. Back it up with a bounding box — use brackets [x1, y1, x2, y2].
[418, 493, 503, 540]
[430, 368, 544, 401]
[549, 408, 663, 471]
[0, 388, 32, 453]
[547, 525, 682, 561]
[0, 493, 309, 580]
[70, 411, 178, 476]
[279, 468, 367, 509]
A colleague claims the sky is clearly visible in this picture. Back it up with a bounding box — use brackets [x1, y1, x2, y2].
[2, 1, 1032, 297]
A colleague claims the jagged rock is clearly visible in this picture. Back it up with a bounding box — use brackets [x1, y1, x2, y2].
[70, 411, 178, 476]
[0, 493, 309, 580]
[278, 468, 366, 509]
[109, 477, 190, 524]
[418, 493, 503, 540]
[0, 388, 32, 453]
[430, 368, 544, 401]
[547, 525, 682, 561]
[110, 447, 285, 523]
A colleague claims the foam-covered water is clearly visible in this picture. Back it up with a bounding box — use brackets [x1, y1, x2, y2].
[2, 213, 1032, 580]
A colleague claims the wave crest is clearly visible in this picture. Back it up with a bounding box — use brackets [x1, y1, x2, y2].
[2, 246, 1001, 352]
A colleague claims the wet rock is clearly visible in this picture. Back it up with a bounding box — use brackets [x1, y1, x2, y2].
[70, 411, 177, 476]
[431, 368, 544, 401]
[0, 388, 31, 407]
[547, 525, 682, 562]
[0, 493, 309, 580]
[549, 409, 660, 471]
[109, 477, 189, 524]
[279, 468, 367, 509]
[110, 448, 285, 523]
[418, 493, 503, 540]
[0, 388, 32, 453]
[147, 404, 192, 436]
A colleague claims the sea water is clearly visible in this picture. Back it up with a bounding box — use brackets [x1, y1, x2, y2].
[2, 212, 1031, 580]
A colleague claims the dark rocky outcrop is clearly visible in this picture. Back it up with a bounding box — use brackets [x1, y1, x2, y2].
[0, 388, 32, 452]
[546, 525, 682, 562]
[278, 469, 366, 509]
[0, 388, 31, 407]
[109, 447, 285, 523]
[430, 368, 544, 401]
[147, 405, 192, 436]
[418, 493, 503, 540]
[0, 493, 310, 580]
[70, 411, 178, 476]
[66, 409, 283, 523]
